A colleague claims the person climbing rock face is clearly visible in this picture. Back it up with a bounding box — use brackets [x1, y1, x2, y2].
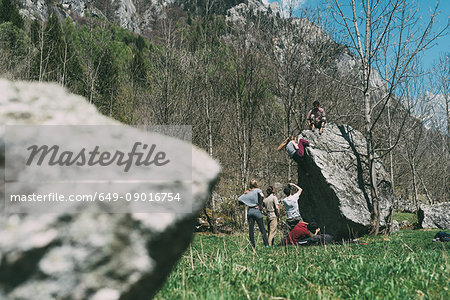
[307, 101, 326, 134]
[277, 136, 310, 164]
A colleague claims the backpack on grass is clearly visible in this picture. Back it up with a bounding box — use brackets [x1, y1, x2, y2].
[433, 231, 450, 242]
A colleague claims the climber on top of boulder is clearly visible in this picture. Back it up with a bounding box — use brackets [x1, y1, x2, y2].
[307, 101, 326, 134]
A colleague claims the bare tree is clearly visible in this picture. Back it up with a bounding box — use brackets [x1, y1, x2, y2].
[430, 55, 449, 138]
[147, 5, 192, 125]
[271, 15, 308, 180]
[398, 74, 434, 209]
[225, 13, 272, 191]
[195, 0, 225, 233]
[424, 54, 450, 203]
[277, 0, 303, 18]
[327, 0, 448, 234]
[37, 19, 45, 82]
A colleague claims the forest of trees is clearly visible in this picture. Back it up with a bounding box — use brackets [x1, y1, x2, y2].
[0, 0, 448, 232]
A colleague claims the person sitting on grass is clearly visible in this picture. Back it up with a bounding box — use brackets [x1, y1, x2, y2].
[282, 222, 335, 246]
[297, 223, 335, 246]
[307, 100, 326, 134]
[282, 183, 303, 231]
[238, 179, 269, 248]
[285, 221, 319, 245]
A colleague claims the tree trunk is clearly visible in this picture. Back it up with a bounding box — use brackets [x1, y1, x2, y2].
[365, 76, 380, 235]
[411, 161, 419, 211]
[39, 21, 44, 82]
[368, 152, 380, 235]
[418, 173, 434, 205]
[61, 36, 68, 87]
[387, 103, 395, 192]
[205, 93, 217, 233]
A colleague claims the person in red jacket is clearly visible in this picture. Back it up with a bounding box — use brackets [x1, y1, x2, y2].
[285, 221, 320, 245]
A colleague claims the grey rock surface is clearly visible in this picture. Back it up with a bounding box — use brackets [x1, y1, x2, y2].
[391, 220, 400, 233]
[394, 198, 417, 213]
[418, 202, 450, 229]
[297, 124, 394, 239]
[0, 79, 220, 299]
[226, 0, 278, 23]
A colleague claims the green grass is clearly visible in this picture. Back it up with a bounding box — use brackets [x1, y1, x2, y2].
[394, 211, 418, 225]
[155, 230, 449, 300]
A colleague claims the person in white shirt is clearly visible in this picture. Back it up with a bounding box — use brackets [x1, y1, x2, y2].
[282, 182, 303, 231]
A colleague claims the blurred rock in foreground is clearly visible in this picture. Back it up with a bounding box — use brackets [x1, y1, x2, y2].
[0, 79, 220, 299]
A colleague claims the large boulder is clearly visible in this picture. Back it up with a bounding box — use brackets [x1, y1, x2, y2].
[394, 198, 417, 213]
[0, 79, 220, 299]
[418, 203, 450, 229]
[297, 124, 394, 239]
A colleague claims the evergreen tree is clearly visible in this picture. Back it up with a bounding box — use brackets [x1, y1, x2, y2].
[0, 22, 29, 74]
[135, 35, 146, 51]
[130, 47, 146, 86]
[95, 44, 118, 115]
[0, 0, 24, 29]
[30, 19, 40, 46]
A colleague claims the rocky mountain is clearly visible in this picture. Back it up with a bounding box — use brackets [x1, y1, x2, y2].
[226, 0, 279, 23]
[15, 0, 376, 86]
[16, 0, 273, 34]
[18, 0, 173, 34]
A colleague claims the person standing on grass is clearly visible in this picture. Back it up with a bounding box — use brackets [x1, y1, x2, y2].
[238, 179, 269, 248]
[282, 183, 303, 231]
[263, 186, 280, 246]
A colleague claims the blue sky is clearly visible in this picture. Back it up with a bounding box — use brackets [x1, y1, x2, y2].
[266, 0, 449, 70]
[265, 0, 448, 132]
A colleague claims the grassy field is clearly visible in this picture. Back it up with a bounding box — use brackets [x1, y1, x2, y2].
[394, 211, 418, 226]
[155, 227, 449, 300]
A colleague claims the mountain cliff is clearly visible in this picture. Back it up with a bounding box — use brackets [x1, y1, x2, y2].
[18, 0, 170, 34]
[17, 0, 270, 34]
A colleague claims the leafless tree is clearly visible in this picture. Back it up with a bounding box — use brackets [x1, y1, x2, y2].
[194, 0, 224, 233]
[430, 55, 449, 138]
[327, 0, 448, 234]
[225, 14, 272, 191]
